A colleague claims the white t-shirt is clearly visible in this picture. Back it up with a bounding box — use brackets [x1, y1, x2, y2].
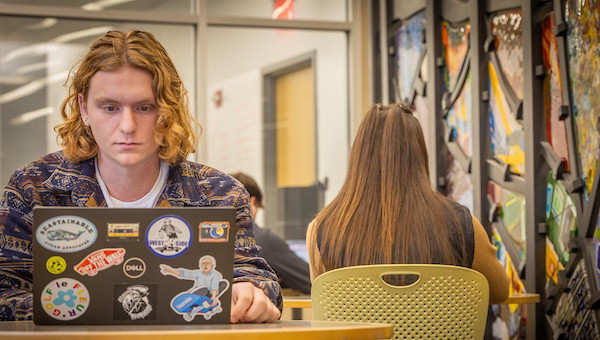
[95, 157, 170, 208]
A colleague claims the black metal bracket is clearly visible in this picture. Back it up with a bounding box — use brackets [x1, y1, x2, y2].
[554, 20, 568, 37]
[541, 141, 566, 180]
[564, 251, 581, 278]
[487, 195, 499, 223]
[483, 34, 495, 53]
[481, 90, 489, 102]
[535, 64, 546, 77]
[559, 105, 569, 120]
[589, 292, 600, 310]
[537, 222, 548, 235]
[436, 56, 445, 67]
[566, 176, 585, 194]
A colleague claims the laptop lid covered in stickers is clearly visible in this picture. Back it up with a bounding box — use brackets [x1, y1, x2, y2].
[32, 207, 237, 325]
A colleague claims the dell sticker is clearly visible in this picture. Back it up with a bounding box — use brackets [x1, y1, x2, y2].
[145, 215, 192, 258]
[36, 216, 97, 253]
[74, 248, 126, 276]
[41, 278, 90, 321]
[123, 257, 146, 279]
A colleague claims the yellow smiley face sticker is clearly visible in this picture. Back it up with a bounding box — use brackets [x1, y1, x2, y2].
[46, 256, 67, 274]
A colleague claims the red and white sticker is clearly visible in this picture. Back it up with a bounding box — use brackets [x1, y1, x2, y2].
[74, 248, 126, 276]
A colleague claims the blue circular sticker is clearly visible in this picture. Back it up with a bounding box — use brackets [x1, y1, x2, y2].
[36, 216, 97, 253]
[145, 215, 192, 258]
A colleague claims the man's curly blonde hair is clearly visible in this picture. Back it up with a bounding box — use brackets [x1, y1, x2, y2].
[55, 30, 198, 164]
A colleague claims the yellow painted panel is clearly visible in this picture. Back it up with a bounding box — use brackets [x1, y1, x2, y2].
[275, 66, 315, 187]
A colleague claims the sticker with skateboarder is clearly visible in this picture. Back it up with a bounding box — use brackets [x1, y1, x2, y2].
[159, 255, 229, 321]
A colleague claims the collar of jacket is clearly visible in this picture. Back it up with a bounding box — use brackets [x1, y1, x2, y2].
[42, 155, 210, 207]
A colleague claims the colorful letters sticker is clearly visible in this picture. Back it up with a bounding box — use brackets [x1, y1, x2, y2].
[74, 248, 126, 276]
[199, 222, 230, 243]
[36, 215, 97, 253]
[123, 257, 146, 279]
[113, 284, 157, 321]
[46, 256, 67, 275]
[145, 215, 192, 258]
[41, 278, 90, 321]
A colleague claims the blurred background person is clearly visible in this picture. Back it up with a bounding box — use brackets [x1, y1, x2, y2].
[232, 172, 311, 295]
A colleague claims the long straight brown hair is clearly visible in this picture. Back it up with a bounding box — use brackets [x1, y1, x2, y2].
[312, 104, 469, 272]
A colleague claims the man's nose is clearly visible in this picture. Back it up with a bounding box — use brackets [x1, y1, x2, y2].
[119, 107, 136, 134]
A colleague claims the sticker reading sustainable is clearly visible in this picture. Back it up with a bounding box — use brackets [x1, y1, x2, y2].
[36, 216, 97, 253]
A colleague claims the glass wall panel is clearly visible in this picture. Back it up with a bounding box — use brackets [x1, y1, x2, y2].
[488, 183, 525, 340]
[490, 9, 523, 99]
[546, 172, 577, 268]
[488, 61, 525, 174]
[441, 21, 469, 93]
[0, 16, 195, 188]
[395, 11, 425, 102]
[393, 11, 430, 155]
[205, 27, 348, 239]
[489, 181, 526, 262]
[565, 0, 600, 196]
[207, 0, 348, 22]
[442, 21, 472, 158]
[490, 224, 525, 339]
[446, 153, 472, 211]
[0, 0, 193, 15]
[552, 262, 600, 339]
[542, 13, 570, 171]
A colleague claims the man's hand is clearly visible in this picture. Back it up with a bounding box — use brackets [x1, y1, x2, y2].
[230, 282, 280, 323]
[159, 264, 178, 277]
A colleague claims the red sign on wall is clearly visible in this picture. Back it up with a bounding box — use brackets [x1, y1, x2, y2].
[273, 0, 294, 20]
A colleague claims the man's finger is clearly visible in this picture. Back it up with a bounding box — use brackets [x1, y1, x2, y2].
[230, 283, 253, 323]
[241, 286, 270, 322]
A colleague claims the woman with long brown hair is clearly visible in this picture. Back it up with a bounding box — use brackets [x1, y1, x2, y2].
[306, 103, 509, 303]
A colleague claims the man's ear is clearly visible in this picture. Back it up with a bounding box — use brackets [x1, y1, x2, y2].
[78, 93, 89, 126]
[249, 196, 256, 207]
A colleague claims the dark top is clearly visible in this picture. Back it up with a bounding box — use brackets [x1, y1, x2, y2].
[254, 223, 311, 295]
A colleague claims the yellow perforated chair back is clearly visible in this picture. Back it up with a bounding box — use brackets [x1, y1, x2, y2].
[312, 264, 489, 339]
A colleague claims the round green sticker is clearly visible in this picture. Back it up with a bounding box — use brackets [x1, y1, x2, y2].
[46, 256, 66, 274]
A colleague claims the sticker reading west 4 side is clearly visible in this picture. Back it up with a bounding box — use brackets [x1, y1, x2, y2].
[145, 215, 192, 258]
[198, 222, 230, 243]
[36, 215, 97, 253]
[113, 284, 157, 321]
[74, 248, 126, 276]
[41, 278, 90, 321]
[160, 255, 229, 322]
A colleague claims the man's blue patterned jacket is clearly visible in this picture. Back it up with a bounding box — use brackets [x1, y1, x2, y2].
[0, 151, 282, 320]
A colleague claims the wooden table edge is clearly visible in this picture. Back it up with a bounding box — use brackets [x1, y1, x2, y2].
[0, 321, 394, 340]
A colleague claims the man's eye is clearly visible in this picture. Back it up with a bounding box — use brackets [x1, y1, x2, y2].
[137, 105, 154, 112]
[103, 106, 118, 112]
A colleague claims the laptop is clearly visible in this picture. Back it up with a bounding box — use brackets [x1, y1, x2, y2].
[32, 207, 237, 325]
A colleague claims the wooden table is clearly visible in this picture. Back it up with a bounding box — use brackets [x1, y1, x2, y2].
[283, 293, 541, 309]
[0, 320, 393, 340]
